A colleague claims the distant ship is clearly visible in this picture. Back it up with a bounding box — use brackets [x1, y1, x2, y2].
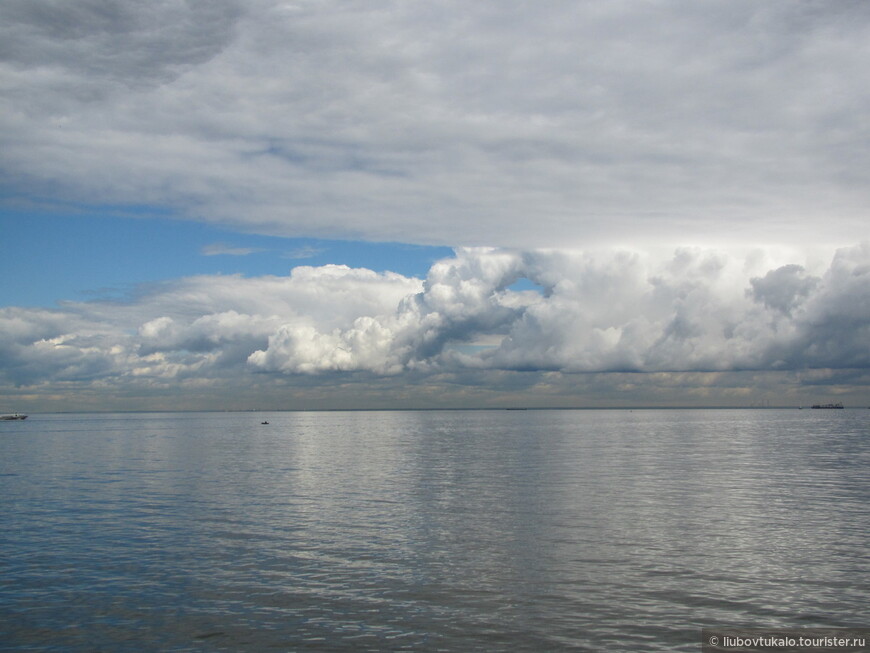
[0, 413, 27, 420]
[811, 403, 844, 409]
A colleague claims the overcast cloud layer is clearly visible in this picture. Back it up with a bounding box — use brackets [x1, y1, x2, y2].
[3, 0, 870, 247]
[2, 246, 869, 410]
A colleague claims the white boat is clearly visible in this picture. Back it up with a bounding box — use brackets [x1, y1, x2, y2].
[0, 413, 27, 421]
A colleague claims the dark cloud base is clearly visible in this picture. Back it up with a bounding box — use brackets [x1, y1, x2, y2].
[3, 369, 866, 413]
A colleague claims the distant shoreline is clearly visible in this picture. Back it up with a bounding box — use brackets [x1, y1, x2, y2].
[13, 405, 865, 415]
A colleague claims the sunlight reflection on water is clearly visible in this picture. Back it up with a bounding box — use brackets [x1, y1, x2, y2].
[1, 409, 868, 651]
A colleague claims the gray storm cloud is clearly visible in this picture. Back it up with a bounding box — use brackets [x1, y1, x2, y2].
[2, 0, 869, 248]
[2, 246, 868, 394]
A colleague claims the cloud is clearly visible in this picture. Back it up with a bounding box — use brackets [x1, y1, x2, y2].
[245, 244, 870, 378]
[0, 0, 241, 87]
[284, 245, 326, 260]
[749, 264, 820, 316]
[201, 242, 262, 256]
[3, 245, 869, 408]
[3, 1, 869, 248]
[0, 265, 421, 388]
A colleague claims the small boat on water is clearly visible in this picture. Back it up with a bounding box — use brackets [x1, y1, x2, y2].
[0, 413, 27, 421]
[811, 403, 844, 409]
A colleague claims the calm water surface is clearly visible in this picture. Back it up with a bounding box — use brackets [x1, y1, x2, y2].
[1, 409, 868, 651]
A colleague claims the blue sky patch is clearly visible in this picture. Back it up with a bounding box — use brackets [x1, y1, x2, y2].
[0, 209, 452, 307]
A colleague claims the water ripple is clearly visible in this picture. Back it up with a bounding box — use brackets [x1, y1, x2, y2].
[2, 409, 868, 651]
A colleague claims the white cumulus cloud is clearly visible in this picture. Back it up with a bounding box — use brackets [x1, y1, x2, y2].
[243, 245, 870, 377]
[2, 245, 869, 408]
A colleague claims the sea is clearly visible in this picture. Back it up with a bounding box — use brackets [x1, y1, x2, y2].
[1, 409, 868, 651]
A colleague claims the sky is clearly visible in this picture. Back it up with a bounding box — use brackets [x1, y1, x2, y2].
[2, 0, 869, 411]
